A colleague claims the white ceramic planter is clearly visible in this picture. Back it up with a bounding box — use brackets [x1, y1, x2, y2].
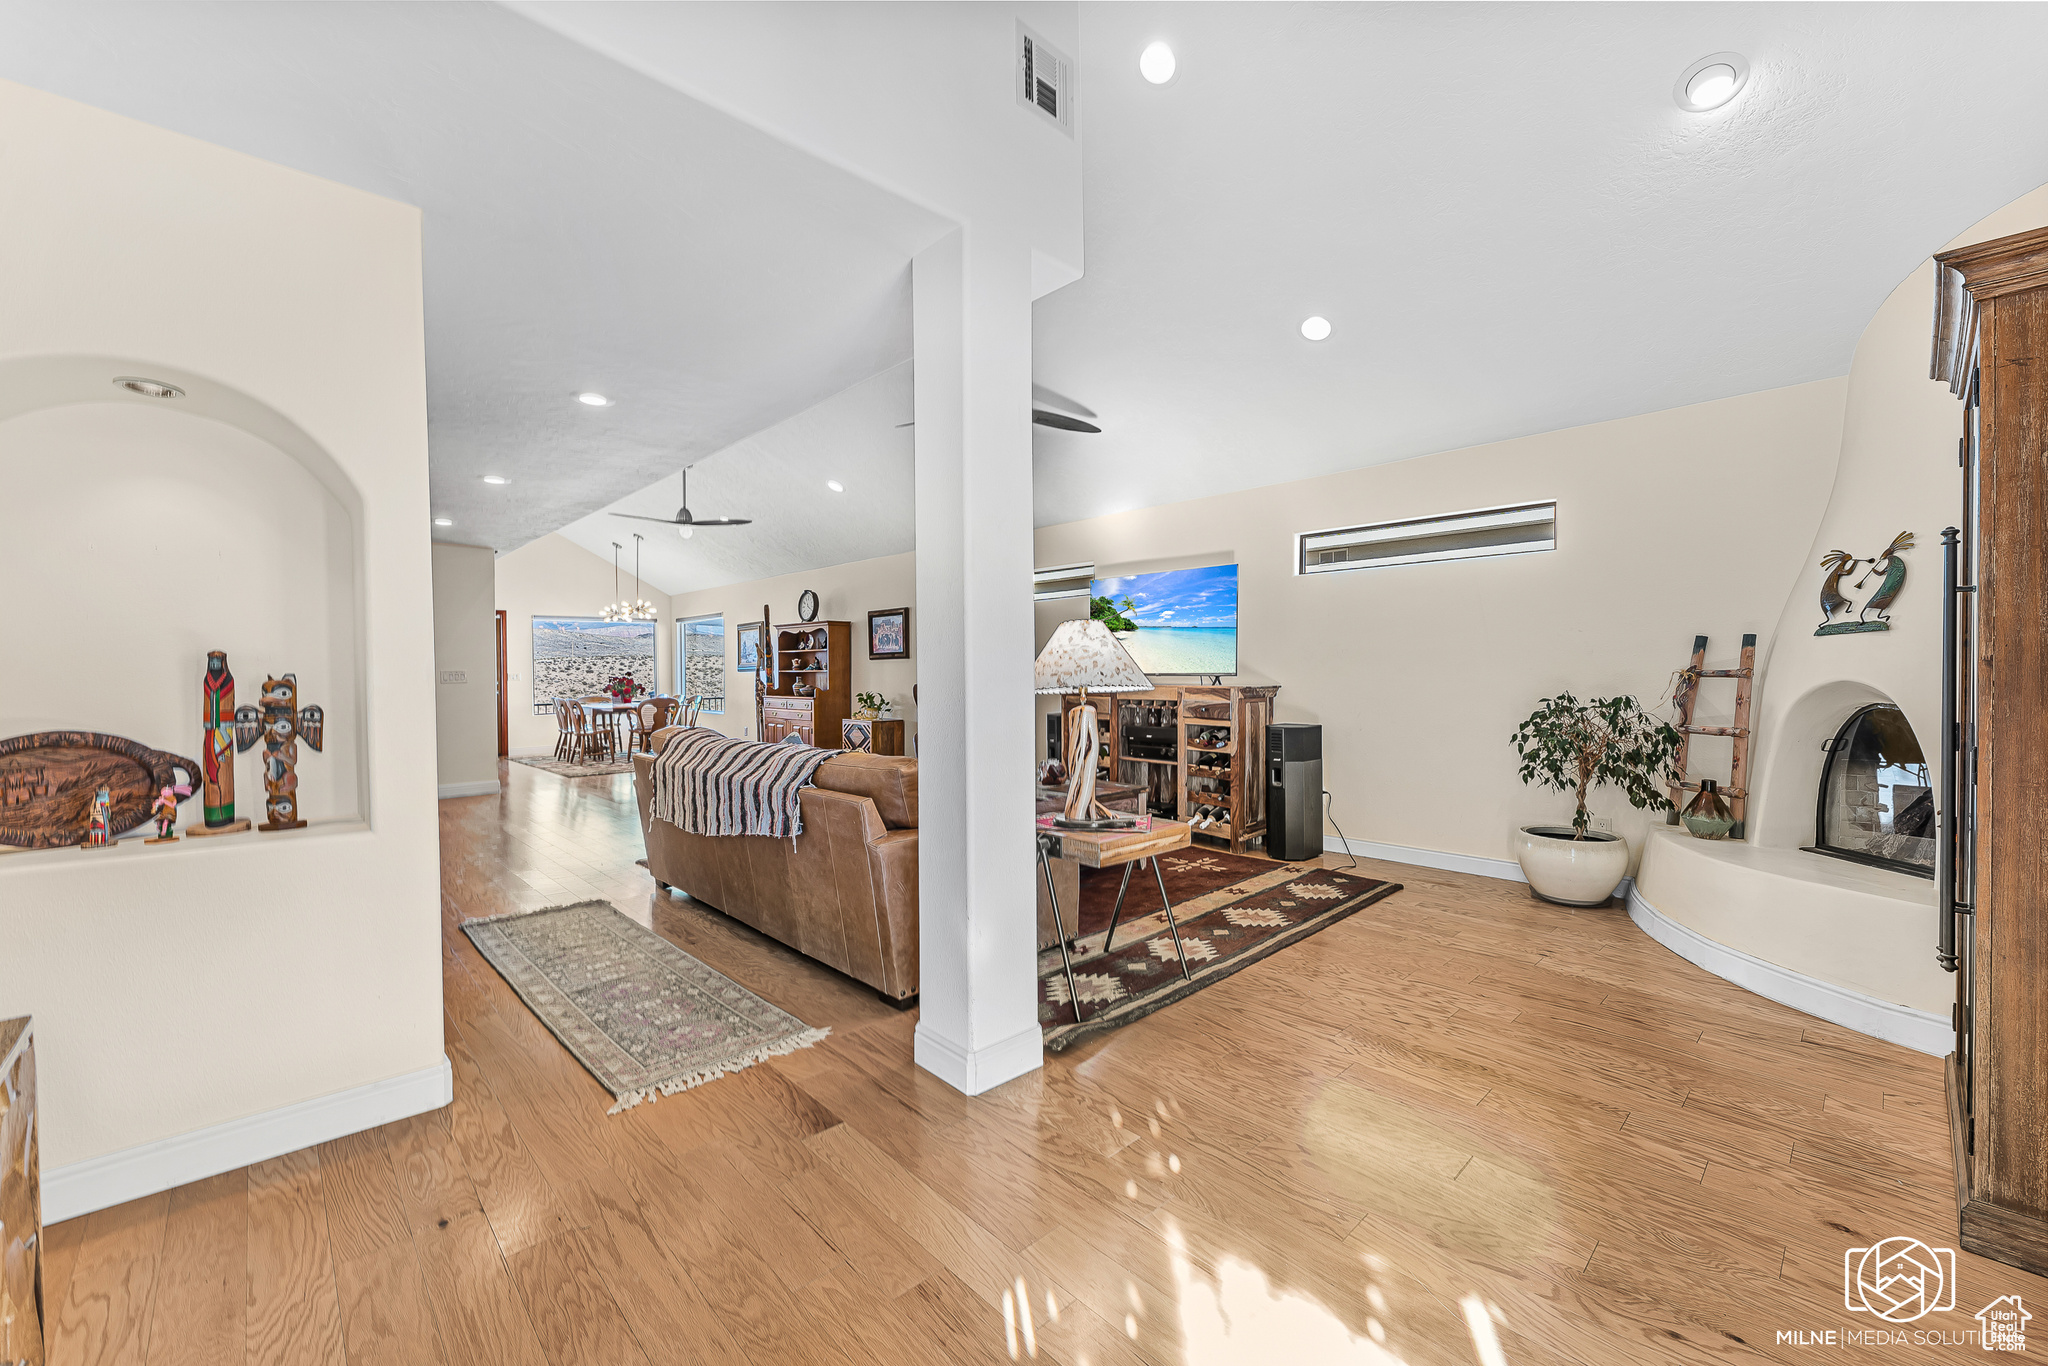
[1511, 825, 1630, 906]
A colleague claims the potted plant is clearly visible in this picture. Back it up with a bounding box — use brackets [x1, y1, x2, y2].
[855, 690, 887, 720]
[605, 675, 645, 704]
[1509, 691, 1680, 905]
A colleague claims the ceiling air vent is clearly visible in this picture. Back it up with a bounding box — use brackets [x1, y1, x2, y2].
[1018, 22, 1075, 136]
[1033, 562, 1094, 602]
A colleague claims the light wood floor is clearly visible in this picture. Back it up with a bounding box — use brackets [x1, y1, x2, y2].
[44, 760, 2048, 1365]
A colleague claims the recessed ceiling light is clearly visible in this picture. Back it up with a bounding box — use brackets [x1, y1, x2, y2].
[113, 376, 184, 399]
[1139, 41, 1176, 85]
[432, 517, 453, 527]
[1674, 52, 1749, 112]
[576, 392, 611, 407]
[827, 480, 845, 493]
[1300, 316, 1333, 342]
[482, 474, 508, 485]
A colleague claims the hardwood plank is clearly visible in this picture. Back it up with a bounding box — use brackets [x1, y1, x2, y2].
[506, 1230, 651, 1366]
[332, 1241, 447, 1366]
[45, 1192, 170, 1366]
[314, 1128, 408, 1266]
[145, 1169, 247, 1366]
[409, 1210, 549, 1366]
[245, 1149, 347, 1366]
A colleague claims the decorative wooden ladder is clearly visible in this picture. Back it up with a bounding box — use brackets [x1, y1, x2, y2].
[1667, 633, 1756, 838]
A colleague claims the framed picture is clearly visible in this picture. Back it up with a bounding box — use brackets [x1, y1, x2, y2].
[868, 607, 910, 661]
[737, 621, 764, 672]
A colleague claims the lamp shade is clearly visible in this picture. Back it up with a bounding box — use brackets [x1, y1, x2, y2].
[1033, 619, 1154, 695]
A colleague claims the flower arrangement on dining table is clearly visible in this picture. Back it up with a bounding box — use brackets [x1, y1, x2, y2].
[605, 675, 646, 703]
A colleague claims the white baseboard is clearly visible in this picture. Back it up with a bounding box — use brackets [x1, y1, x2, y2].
[437, 779, 502, 799]
[1325, 834, 1527, 884]
[42, 1057, 452, 1224]
[913, 1021, 1043, 1096]
[1323, 835, 1634, 903]
[1626, 885, 1948, 1056]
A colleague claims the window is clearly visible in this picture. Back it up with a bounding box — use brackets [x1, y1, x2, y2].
[530, 616, 655, 715]
[1298, 501, 1556, 576]
[678, 613, 726, 715]
[1808, 704, 1934, 878]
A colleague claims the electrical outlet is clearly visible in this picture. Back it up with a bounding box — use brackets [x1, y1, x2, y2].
[1593, 816, 1615, 832]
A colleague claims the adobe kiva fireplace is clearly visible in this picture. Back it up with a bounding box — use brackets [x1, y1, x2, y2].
[1805, 704, 1935, 878]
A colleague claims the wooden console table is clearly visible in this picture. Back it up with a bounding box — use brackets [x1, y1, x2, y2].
[1, 1016, 40, 1366]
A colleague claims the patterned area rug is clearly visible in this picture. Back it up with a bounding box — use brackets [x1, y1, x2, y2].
[1040, 861, 1400, 1052]
[1073, 848, 1275, 936]
[462, 900, 827, 1112]
[513, 755, 637, 778]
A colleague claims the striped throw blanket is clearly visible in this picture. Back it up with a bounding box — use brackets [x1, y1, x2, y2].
[647, 728, 834, 839]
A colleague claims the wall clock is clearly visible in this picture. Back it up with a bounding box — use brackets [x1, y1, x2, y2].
[797, 589, 819, 622]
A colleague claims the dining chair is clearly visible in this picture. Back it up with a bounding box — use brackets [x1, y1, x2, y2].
[566, 701, 608, 763]
[631, 700, 660, 753]
[551, 699, 572, 760]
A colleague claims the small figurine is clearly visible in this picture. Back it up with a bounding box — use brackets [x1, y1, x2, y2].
[146, 783, 185, 843]
[1854, 530, 1915, 625]
[84, 785, 113, 848]
[194, 650, 253, 836]
[241, 674, 324, 831]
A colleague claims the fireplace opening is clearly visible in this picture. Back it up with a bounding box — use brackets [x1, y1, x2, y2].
[1805, 704, 1934, 878]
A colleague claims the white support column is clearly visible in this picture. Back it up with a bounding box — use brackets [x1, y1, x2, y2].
[911, 228, 1043, 1094]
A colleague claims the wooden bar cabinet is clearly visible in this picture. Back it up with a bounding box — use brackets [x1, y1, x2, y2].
[1931, 223, 2048, 1276]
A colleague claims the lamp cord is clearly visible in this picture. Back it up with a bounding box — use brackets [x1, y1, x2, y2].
[1323, 790, 1359, 869]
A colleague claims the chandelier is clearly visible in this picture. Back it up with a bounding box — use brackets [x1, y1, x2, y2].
[602, 534, 658, 623]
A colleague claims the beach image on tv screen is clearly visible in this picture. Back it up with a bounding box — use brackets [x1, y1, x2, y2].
[1089, 563, 1238, 676]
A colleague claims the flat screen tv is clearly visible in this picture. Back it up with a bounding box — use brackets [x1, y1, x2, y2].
[1089, 563, 1238, 677]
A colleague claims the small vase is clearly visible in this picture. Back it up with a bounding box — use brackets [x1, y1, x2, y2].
[1681, 780, 1736, 840]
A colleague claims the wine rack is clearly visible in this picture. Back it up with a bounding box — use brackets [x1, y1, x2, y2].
[1056, 684, 1280, 854]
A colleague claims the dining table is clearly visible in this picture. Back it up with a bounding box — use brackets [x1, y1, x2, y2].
[581, 699, 646, 758]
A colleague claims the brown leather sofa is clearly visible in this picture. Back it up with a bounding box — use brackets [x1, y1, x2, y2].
[632, 727, 918, 1002]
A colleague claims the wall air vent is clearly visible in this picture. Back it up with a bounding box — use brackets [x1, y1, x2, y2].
[1033, 562, 1094, 601]
[1298, 501, 1557, 576]
[1018, 22, 1075, 136]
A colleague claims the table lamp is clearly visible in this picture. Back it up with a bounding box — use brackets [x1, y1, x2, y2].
[1033, 619, 1153, 829]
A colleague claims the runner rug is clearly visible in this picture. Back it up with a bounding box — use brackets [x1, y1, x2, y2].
[463, 899, 827, 1112]
[512, 755, 637, 779]
[1040, 857, 1400, 1052]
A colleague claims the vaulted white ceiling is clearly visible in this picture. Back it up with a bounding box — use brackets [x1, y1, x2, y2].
[1031, 3, 2048, 526]
[0, 1, 937, 554]
[9, 3, 2048, 571]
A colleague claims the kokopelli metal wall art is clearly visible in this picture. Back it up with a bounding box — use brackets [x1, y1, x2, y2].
[234, 674, 325, 831]
[1816, 531, 1915, 636]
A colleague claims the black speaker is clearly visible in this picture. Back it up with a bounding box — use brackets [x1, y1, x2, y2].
[1266, 723, 1323, 861]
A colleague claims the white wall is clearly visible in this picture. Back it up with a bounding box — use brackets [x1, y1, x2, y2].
[1032, 379, 1848, 871]
[0, 402, 361, 828]
[495, 533, 673, 756]
[668, 550, 918, 749]
[431, 543, 501, 796]
[1635, 182, 2048, 1019]
[0, 80, 445, 1209]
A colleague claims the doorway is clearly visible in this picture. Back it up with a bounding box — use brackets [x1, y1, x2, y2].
[496, 609, 508, 758]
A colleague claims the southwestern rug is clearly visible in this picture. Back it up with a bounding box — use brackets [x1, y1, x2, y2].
[513, 755, 638, 779]
[462, 900, 827, 1112]
[1040, 858, 1400, 1052]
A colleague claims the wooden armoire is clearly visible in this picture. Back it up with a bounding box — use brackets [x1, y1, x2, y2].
[1931, 223, 2048, 1276]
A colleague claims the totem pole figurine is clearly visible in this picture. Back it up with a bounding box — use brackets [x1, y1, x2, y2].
[193, 650, 253, 836]
[145, 783, 186, 844]
[241, 674, 324, 832]
[83, 785, 113, 848]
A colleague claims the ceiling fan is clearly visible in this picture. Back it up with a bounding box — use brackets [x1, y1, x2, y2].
[610, 468, 751, 539]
